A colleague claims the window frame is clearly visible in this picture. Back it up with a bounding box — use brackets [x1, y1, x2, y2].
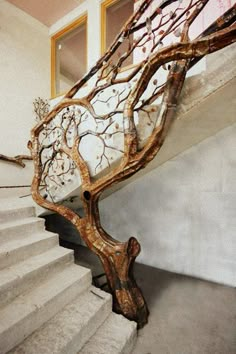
[101, 0, 118, 56]
[101, 0, 140, 73]
[51, 13, 88, 98]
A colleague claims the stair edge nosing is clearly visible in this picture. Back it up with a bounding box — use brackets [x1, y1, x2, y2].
[0, 265, 92, 353]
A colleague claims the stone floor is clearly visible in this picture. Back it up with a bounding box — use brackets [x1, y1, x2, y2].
[132, 263, 236, 354]
[70, 243, 236, 354]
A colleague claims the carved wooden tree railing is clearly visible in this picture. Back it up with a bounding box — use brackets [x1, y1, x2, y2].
[29, 0, 236, 328]
[0, 154, 32, 167]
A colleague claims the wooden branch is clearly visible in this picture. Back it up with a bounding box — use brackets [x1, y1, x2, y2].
[190, 4, 236, 68]
[0, 154, 32, 168]
[64, 0, 155, 99]
[91, 23, 236, 196]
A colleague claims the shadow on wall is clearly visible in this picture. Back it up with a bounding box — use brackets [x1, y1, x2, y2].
[43, 212, 83, 245]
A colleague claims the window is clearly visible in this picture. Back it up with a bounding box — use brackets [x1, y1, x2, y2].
[101, 0, 134, 68]
[51, 14, 87, 97]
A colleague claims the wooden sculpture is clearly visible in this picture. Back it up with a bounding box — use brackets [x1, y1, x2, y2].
[29, 0, 236, 327]
[0, 154, 32, 168]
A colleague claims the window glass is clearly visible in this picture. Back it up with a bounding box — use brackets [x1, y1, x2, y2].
[51, 16, 87, 97]
[102, 0, 134, 67]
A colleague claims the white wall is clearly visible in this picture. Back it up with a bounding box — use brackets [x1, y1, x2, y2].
[100, 124, 236, 287]
[0, 0, 50, 191]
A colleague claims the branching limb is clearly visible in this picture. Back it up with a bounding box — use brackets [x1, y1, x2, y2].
[0, 154, 32, 168]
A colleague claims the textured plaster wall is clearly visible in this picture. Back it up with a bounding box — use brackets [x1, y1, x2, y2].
[100, 124, 236, 287]
[0, 0, 50, 189]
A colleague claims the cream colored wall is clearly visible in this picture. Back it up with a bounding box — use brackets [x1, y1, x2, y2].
[100, 123, 236, 287]
[0, 0, 50, 192]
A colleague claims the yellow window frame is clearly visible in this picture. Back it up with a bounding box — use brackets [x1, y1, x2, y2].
[51, 13, 88, 98]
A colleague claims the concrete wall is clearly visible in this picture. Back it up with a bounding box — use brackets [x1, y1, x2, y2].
[0, 0, 50, 194]
[100, 123, 236, 287]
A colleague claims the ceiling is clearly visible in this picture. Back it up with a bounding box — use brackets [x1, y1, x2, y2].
[6, 0, 85, 27]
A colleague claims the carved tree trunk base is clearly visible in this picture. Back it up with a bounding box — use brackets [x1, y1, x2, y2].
[110, 269, 149, 329]
[89, 231, 149, 328]
[78, 219, 149, 327]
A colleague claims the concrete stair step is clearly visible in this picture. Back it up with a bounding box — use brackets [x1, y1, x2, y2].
[80, 312, 137, 354]
[0, 263, 91, 353]
[0, 198, 137, 354]
[0, 231, 59, 270]
[0, 205, 35, 223]
[0, 246, 74, 308]
[0, 217, 45, 245]
[9, 286, 112, 354]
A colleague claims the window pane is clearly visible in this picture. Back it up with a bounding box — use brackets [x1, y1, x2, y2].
[105, 0, 134, 67]
[54, 19, 87, 96]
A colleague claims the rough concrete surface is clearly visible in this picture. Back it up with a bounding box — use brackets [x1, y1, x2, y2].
[0, 201, 136, 354]
[0, 263, 91, 353]
[79, 312, 136, 354]
[10, 287, 112, 354]
[0, 246, 73, 308]
[133, 263, 236, 354]
[100, 123, 236, 287]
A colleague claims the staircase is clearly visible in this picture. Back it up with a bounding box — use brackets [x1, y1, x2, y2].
[0, 199, 136, 354]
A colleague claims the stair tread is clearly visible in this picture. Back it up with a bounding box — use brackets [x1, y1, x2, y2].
[0, 246, 73, 292]
[0, 198, 33, 212]
[0, 204, 33, 211]
[0, 205, 35, 218]
[0, 231, 58, 254]
[9, 286, 112, 354]
[0, 216, 44, 231]
[80, 312, 137, 354]
[0, 263, 91, 334]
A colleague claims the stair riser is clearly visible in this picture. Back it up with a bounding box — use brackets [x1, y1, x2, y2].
[0, 270, 91, 354]
[65, 297, 112, 354]
[0, 207, 35, 224]
[0, 233, 59, 270]
[0, 249, 74, 309]
[0, 219, 45, 245]
[9, 287, 112, 354]
[81, 331, 137, 354]
[79, 314, 137, 354]
[123, 330, 137, 354]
